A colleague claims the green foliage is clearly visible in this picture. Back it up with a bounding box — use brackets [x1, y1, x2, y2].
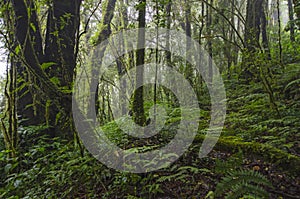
[134, 1, 146, 10]
[157, 165, 212, 183]
[281, 33, 300, 63]
[214, 169, 272, 199]
[213, 151, 272, 198]
[215, 150, 244, 174]
[223, 61, 300, 158]
[0, 126, 111, 198]
[90, 24, 109, 45]
[50, 77, 60, 86]
[2, 0, 300, 197]
[294, 0, 300, 27]
[41, 62, 56, 70]
[284, 78, 300, 91]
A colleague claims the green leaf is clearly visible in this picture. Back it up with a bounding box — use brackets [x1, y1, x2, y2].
[4, 164, 12, 173]
[50, 77, 60, 85]
[15, 45, 21, 55]
[41, 62, 56, 70]
[284, 78, 300, 91]
[134, 2, 146, 10]
[30, 23, 36, 32]
[60, 86, 72, 94]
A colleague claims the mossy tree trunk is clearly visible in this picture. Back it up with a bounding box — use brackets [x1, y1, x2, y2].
[293, 0, 300, 27]
[8, 0, 81, 139]
[133, 0, 147, 126]
[242, 0, 263, 79]
[288, 0, 296, 42]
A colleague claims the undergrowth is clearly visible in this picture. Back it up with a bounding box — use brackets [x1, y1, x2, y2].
[1, 62, 300, 198]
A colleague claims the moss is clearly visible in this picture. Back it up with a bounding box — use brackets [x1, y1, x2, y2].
[194, 135, 300, 174]
[90, 24, 109, 46]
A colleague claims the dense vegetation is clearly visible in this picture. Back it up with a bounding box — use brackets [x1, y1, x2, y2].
[0, 0, 300, 198]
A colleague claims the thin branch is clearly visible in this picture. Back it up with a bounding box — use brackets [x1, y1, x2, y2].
[75, 0, 102, 60]
[201, 0, 246, 48]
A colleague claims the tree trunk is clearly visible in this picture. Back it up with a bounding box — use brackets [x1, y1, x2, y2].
[294, 0, 300, 27]
[133, 0, 146, 126]
[270, 0, 279, 26]
[88, 0, 117, 122]
[118, 0, 130, 116]
[277, 0, 283, 63]
[261, 0, 271, 59]
[184, 0, 193, 85]
[288, 0, 295, 42]
[44, 0, 81, 136]
[10, 0, 81, 138]
[242, 0, 263, 79]
[206, 0, 213, 84]
[244, 0, 262, 52]
[165, 0, 172, 66]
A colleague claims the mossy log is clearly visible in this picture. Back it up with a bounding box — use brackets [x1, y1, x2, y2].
[194, 135, 300, 174]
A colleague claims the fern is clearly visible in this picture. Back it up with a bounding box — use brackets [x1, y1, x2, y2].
[215, 150, 243, 174]
[284, 78, 300, 92]
[177, 166, 212, 174]
[228, 183, 269, 199]
[156, 170, 188, 183]
[215, 169, 272, 199]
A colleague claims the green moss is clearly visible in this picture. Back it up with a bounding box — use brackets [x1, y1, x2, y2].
[194, 135, 300, 174]
[90, 24, 109, 46]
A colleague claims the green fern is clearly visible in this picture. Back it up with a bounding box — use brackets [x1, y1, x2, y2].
[156, 170, 188, 183]
[284, 78, 300, 92]
[215, 150, 243, 174]
[215, 169, 272, 199]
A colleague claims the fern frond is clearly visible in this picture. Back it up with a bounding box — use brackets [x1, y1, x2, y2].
[215, 169, 272, 198]
[227, 183, 269, 199]
[284, 78, 300, 91]
[227, 170, 272, 187]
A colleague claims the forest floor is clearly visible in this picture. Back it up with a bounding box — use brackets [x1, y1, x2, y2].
[0, 63, 300, 198]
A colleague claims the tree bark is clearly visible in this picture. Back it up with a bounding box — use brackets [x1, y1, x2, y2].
[294, 0, 300, 27]
[242, 0, 263, 79]
[288, 0, 295, 42]
[244, 0, 262, 52]
[133, 0, 146, 126]
[206, 0, 213, 84]
[184, 0, 194, 86]
[11, 0, 81, 137]
[261, 0, 271, 59]
[88, 0, 117, 121]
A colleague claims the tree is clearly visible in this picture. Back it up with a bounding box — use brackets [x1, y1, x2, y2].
[293, 0, 300, 27]
[206, 0, 213, 83]
[7, 0, 82, 138]
[132, 0, 147, 126]
[1, 0, 120, 147]
[244, 0, 263, 52]
[243, 0, 271, 75]
[184, 0, 194, 85]
[287, 0, 295, 42]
